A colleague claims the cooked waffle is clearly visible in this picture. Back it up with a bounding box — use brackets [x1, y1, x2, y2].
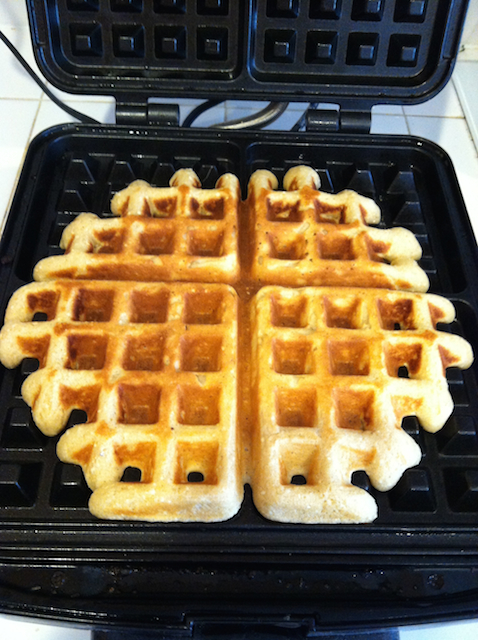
[0, 280, 242, 521]
[0, 165, 473, 524]
[251, 286, 473, 523]
[247, 166, 429, 292]
[34, 169, 240, 284]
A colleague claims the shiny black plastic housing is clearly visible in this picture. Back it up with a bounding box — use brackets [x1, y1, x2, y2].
[27, 0, 469, 106]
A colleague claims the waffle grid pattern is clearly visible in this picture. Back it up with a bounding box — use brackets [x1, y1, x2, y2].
[251, 285, 473, 523]
[0, 280, 241, 521]
[253, 0, 432, 81]
[35, 171, 240, 284]
[55, 0, 240, 80]
[249, 168, 429, 291]
[37, 166, 428, 292]
[42, 0, 448, 93]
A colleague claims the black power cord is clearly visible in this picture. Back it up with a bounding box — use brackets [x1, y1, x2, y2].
[182, 99, 224, 127]
[0, 28, 100, 125]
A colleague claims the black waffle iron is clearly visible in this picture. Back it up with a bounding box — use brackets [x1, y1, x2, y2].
[0, 0, 477, 636]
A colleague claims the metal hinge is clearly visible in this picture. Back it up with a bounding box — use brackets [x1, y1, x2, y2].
[306, 108, 371, 134]
[116, 98, 179, 126]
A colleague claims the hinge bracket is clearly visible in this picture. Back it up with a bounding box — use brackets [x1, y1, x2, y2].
[306, 108, 371, 134]
[116, 98, 179, 126]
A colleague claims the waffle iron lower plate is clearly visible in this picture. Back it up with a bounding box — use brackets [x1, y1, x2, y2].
[0, 124, 478, 631]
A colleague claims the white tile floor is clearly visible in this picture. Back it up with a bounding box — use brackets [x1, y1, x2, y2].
[0, 2, 478, 639]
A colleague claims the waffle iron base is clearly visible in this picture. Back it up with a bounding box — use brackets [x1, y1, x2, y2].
[0, 124, 478, 630]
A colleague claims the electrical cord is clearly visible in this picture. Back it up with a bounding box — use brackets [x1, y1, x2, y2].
[183, 100, 290, 130]
[182, 99, 224, 127]
[0, 28, 100, 125]
[211, 101, 289, 130]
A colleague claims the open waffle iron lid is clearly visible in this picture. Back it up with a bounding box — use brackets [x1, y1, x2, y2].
[26, 0, 470, 110]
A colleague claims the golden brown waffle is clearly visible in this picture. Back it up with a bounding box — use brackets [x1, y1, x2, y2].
[34, 169, 240, 284]
[251, 286, 473, 523]
[247, 166, 429, 292]
[0, 280, 242, 521]
[0, 166, 473, 524]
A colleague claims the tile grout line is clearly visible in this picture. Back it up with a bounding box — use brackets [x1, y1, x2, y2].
[403, 113, 466, 120]
[28, 91, 45, 144]
[0, 96, 43, 102]
[404, 107, 412, 136]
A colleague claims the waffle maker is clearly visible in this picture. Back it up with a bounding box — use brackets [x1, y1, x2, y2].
[0, 0, 477, 636]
